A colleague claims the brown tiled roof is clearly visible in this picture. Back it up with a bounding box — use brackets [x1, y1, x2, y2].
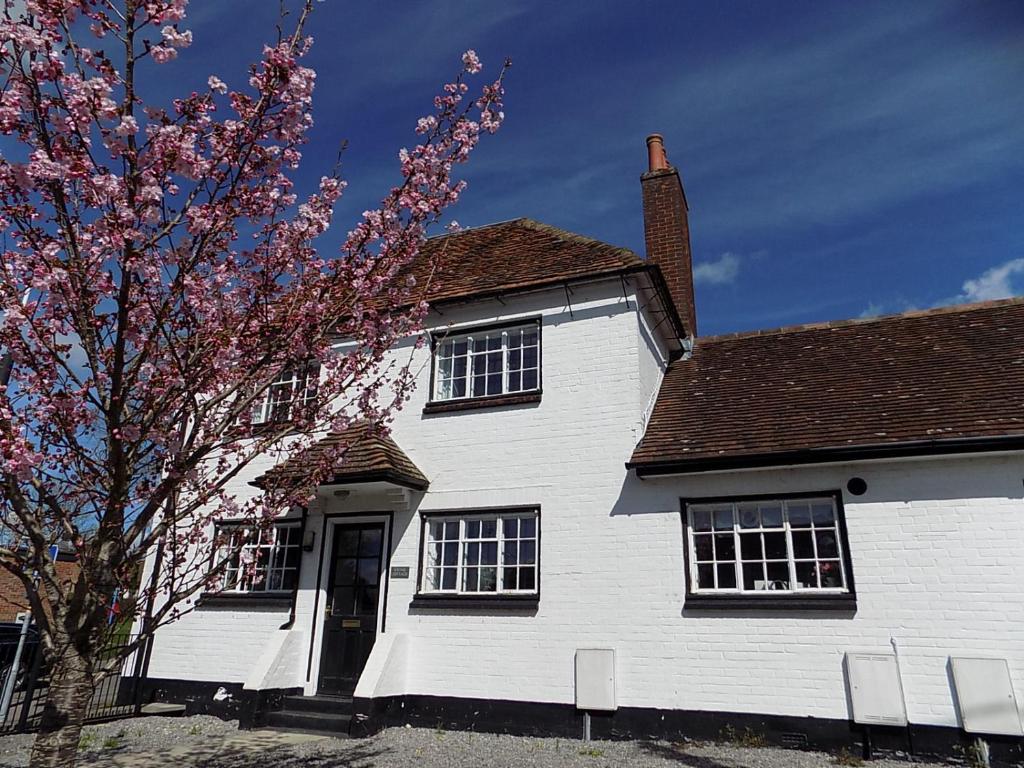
[630, 298, 1024, 473]
[411, 218, 644, 304]
[253, 422, 428, 491]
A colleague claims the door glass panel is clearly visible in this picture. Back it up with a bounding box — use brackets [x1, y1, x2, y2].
[337, 529, 360, 556]
[359, 528, 383, 556]
[357, 558, 380, 587]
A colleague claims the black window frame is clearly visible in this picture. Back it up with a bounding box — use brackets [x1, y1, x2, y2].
[411, 505, 541, 609]
[680, 490, 857, 611]
[423, 317, 543, 415]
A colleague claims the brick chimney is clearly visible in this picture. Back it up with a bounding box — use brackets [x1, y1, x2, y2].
[641, 134, 696, 337]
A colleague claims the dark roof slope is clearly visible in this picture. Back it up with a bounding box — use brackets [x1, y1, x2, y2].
[253, 422, 428, 491]
[411, 218, 644, 304]
[630, 298, 1024, 473]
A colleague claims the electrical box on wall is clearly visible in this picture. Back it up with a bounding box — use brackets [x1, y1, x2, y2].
[575, 648, 616, 711]
[845, 652, 908, 726]
[951, 657, 1023, 737]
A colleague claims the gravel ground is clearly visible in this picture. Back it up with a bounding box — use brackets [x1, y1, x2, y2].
[0, 715, 962, 767]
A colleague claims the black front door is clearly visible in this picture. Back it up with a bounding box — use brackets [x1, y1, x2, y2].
[318, 522, 385, 695]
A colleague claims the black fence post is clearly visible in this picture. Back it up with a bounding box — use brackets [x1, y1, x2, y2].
[15, 639, 43, 733]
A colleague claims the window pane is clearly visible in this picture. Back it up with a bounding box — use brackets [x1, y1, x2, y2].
[481, 542, 498, 565]
[693, 534, 713, 561]
[766, 562, 790, 589]
[463, 567, 478, 592]
[522, 369, 538, 390]
[519, 568, 535, 591]
[713, 533, 735, 560]
[815, 530, 839, 558]
[503, 518, 518, 538]
[811, 502, 836, 526]
[442, 543, 458, 566]
[738, 504, 759, 529]
[479, 568, 497, 592]
[760, 504, 783, 528]
[795, 561, 817, 588]
[819, 561, 843, 588]
[691, 509, 712, 532]
[716, 563, 737, 589]
[788, 503, 812, 528]
[792, 531, 814, 559]
[740, 532, 762, 560]
[519, 540, 535, 565]
[481, 520, 497, 538]
[441, 568, 456, 590]
[697, 563, 714, 589]
[466, 520, 480, 538]
[764, 532, 787, 559]
[503, 567, 518, 590]
[519, 516, 536, 538]
[742, 562, 763, 590]
[713, 508, 733, 530]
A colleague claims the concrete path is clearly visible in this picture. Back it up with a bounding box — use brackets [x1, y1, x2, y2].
[82, 729, 328, 767]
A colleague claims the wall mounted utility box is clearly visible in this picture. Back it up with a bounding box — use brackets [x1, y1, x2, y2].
[950, 657, 1023, 737]
[575, 649, 616, 711]
[845, 653, 908, 726]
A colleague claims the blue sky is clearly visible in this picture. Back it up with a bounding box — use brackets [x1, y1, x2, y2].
[147, 1, 1024, 334]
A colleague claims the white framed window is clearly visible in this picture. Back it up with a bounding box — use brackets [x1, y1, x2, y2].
[250, 365, 319, 425]
[420, 509, 538, 595]
[432, 322, 540, 402]
[684, 495, 851, 595]
[216, 522, 301, 593]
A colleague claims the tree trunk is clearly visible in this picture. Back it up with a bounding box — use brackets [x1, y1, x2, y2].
[28, 647, 94, 768]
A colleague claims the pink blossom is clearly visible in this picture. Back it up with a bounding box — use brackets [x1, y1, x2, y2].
[162, 25, 193, 48]
[462, 49, 482, 74]
[150, 44, 178, 64]
[208, 75, 228, 94]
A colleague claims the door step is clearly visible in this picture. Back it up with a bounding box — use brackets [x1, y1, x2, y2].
[280, 694, 352, 713]
[262, 692, 355, 736]
[264, 708, 351, 735]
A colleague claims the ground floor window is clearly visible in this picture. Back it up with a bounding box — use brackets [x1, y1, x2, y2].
[683, 493, 852, 597]
[215, 522, 301, 593]
[420, 508, 538, 595]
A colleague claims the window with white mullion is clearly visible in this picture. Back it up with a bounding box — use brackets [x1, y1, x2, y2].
[431, 322, 540, 403]
[421, 510, 538, 595]
[687, 496, 849, 595]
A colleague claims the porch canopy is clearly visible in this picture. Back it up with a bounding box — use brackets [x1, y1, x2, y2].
[252, 422, 429, 492]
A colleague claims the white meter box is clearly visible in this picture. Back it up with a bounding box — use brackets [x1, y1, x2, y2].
[575, 648, 616, 711]
[845, 652, 908, 726]
[950, 657, 1023, 737]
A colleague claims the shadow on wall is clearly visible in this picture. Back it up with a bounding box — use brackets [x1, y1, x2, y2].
[608, 453, 1024, 517]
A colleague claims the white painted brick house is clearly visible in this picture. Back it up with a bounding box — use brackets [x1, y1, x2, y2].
[139, 136, 1024, 761]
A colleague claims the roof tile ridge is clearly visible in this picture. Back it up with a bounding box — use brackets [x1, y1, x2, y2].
[697, 296, 1024, 345]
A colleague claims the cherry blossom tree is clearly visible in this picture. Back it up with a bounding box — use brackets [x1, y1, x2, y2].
[0, 1, 507, 765]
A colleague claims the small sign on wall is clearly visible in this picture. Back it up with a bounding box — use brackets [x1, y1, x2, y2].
[390, 566, 410, 579]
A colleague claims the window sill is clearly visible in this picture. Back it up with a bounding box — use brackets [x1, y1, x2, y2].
[197, 593, 294, 608]
[423, 391, 542, 415]
[410, 594, 539, 610]
[684, 593, 856, 612]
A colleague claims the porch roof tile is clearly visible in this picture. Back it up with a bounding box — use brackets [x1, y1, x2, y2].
[253, 423, 428, 491]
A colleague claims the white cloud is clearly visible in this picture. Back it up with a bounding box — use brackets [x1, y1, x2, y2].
[957, 258, 1024, 303]
[693, 252, 741, 286]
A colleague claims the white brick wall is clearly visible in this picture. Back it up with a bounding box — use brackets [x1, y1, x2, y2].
[144, 277, 1024, 731]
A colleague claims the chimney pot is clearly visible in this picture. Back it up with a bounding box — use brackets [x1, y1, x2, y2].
[646, 133, 669, 172]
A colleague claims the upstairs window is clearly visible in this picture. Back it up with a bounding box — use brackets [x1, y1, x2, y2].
[432, 321, 540, 402]
[420, 509, 539, 595]
[215, 522, 301, 593]
[250, 364, 319, 425]
[683, 494, 853, 598]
